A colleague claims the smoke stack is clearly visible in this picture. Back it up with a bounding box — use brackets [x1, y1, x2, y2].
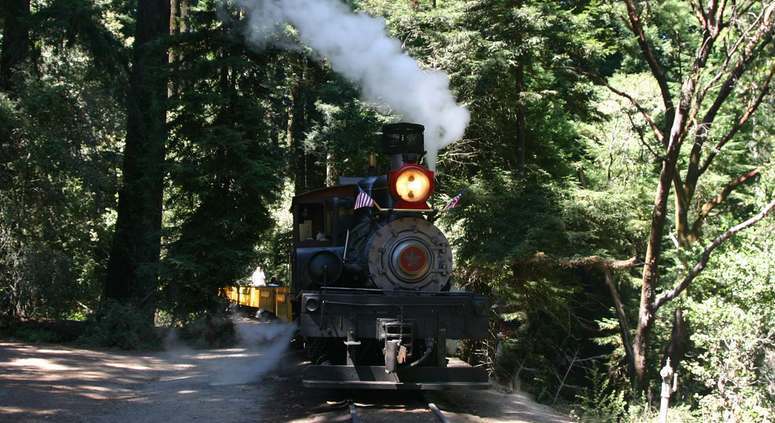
[382, 122, 424, 170]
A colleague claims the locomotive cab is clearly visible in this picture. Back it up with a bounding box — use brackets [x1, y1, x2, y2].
[293, 123, 489, 390]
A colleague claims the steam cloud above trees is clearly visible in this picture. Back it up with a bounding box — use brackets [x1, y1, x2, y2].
[234, 0, 470, 169]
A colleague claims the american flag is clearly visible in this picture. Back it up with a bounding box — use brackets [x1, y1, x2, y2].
[442, 190, 464, 211]
[354, 188, 375, 210]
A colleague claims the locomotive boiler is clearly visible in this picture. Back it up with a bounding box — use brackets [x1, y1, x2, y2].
[292, 123, 489, 389]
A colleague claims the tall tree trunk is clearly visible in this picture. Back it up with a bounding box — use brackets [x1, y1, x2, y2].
[633, 72, 695, 389]
[104, 0, 170, 324]
[515, 63, 526, 175]
[0, 0, 31, 93]
[168, 0, 178, 97]
[288, 64, 307, 194]
[179, 0, 189, 33]
[633, 135, 676, 391]
[288, 57, 324, 194]
[325, 150, 337, 187]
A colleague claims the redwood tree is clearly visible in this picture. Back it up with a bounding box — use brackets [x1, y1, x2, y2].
[104, 0, 170, 324]
[0, 0, 31, 93]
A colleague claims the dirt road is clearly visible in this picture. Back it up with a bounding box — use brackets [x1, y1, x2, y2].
[0, 323, 570, 423]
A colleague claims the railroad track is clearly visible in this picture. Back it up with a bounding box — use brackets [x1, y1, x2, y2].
[318, 396, 452, 422]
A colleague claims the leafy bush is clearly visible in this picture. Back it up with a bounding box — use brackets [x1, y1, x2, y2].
[79, 301, 161, 350]
[571, 366, 629, 422]
[176, 313, 237, 349]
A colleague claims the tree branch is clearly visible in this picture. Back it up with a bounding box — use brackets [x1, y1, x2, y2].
[698, 1, 766, 103]
[572, 67, 665, 145]
[662, 0, 729, 160]
[690, 0, 708, 30]
[517, 253, 641, 274]
[698, 63, 774, 176]
[653, 199, 775, 310]
[690, 167, 762, 236]
[622, 0, 674, 118]
[561, 255, 640, 270]
[626, 112, 664, 160]
[699, 4, 774, 131]
[606, 81, 665, 144]
[673, 169, 690, 242]
[603, 268, 636, 379]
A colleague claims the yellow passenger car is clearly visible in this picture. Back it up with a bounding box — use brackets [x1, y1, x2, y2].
[222, 285, 293, 322]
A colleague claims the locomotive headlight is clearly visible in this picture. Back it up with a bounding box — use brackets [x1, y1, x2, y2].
[305, 297, 320, 312]
[395, 168, 431, 203]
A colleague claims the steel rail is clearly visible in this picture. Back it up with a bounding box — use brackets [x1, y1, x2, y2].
[427, 402, 449, 423]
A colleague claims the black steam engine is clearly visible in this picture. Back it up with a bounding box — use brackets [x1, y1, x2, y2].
[292, 123, 489, 389]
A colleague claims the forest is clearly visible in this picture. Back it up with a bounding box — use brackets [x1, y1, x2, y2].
[0, 0, 773, 421]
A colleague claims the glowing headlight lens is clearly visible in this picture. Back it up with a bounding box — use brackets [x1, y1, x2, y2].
[395, 169, 431, 203]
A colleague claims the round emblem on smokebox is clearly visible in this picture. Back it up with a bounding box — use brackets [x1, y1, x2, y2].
[367, 217, 453, 291]
[393, 242, 430, 281]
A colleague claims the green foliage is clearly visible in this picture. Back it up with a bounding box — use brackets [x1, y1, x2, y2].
[681, 220, 775, 422]
[0, 53, 122, 319]
[447, 171, 570, 262]
[160, 9, 285, 319]
[571, 366, 628, 422]
[80, 300, 161, 350]
[177, 312, 237, 349]
[254, 180, 294, 282]
[3, 320, 88, 343]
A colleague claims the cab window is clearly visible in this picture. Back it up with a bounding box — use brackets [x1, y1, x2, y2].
[297, 204, 333, 242]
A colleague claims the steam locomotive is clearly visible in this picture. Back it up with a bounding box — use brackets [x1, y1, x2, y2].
[292, 123, 489, 389]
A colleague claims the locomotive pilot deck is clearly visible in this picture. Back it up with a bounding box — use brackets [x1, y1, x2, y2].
[299, 287, 490, 389]
[299, 288, 488, 339]
[303, 359, 489, 390]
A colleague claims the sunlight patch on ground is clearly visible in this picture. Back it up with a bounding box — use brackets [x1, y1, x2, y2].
[34, 348, 77, 355]
[185, 350, 256, 360]
[5, 357, 72, 371]
[0, 406, 62, 416]
[103, 361, 153, 370]
[78, 385, 112, 392]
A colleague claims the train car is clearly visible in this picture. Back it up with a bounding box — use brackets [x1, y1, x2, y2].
[223, 285, 293, 322]
[291, 123, 489, 390]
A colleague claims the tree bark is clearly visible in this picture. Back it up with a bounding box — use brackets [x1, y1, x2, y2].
[603, 268, 637, 385]
[104, 0, 170, 324]
[288, 62, 307, 194]
[0, 0, 31, 93]
[514, 63, 526, 175]
[168, 0, 178, 97]
[325, 150, 338, 187]
[634, 129, 682, 390]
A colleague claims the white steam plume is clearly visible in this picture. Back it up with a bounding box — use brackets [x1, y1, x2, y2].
[235, 0, 470, 169]
[163, 319, 295, 386]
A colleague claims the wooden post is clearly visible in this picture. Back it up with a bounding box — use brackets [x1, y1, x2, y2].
[658, 358, 678, 423]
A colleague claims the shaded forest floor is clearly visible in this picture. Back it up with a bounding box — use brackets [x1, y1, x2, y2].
[0, 323, 570, 422]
